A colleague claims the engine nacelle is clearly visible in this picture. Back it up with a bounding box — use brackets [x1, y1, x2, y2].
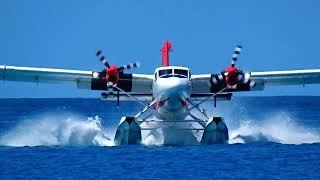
[210, 70, 256, 93]
[91, 73, 133, 92]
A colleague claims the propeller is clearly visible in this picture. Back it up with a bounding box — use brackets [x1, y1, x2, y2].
[225, 45, 255, 88]
[211, 45, 255, 90]
[117, 62, 140, 72]
[95, 49, 140, 86]
[96, 49, 110, 68]
[224, 45, 243, 88]
[231, 45, 242, 67]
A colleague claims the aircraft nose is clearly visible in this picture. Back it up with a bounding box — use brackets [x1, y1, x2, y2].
[163, 78, 189, 93]
[158, 78, 191, 107]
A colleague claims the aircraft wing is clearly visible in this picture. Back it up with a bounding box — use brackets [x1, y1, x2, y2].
[191, 69, 320, 93]
[250, 69, 320, 86]
[0, 65, 154, 93]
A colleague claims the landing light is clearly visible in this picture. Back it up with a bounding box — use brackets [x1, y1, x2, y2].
[93, 72, 99, 78]
[245, 73, 251, 79]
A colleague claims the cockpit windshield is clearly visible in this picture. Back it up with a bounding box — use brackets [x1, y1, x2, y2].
[158, 69, 173, 78]
[174, 69, 188, 78]
[158, 68, 189, 79]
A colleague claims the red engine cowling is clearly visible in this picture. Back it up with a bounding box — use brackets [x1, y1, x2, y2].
[105, 65, 120, 86]
[225, 66, 238, 87]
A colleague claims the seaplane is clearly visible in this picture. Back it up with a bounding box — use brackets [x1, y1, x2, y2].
[1, 41, 320, 145]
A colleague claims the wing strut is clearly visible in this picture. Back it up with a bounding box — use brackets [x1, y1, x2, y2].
[112, 85, 147, 107]
[190, 86, 228, 110]
[134, 98, 159, 118]
[117, 90, 120, 107]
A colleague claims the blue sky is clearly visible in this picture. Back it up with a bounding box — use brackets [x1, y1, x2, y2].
[1, 0, 320, 97]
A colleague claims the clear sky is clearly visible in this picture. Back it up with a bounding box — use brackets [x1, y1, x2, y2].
[1, 0, 320, 97]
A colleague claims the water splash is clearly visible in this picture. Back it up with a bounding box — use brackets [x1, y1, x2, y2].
[0, 113, 114, 147]
[1, 111, 319, 146]
[141, 121, 200, 146]
[228, 112, 320, 144]
[142, 127, 200, 146]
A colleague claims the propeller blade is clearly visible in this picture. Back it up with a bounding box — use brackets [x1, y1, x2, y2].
[117, 62, 140, 72]
[241, 73, 256, 87]
[96, 49, 110, 68]
[231, 45, 242, 67]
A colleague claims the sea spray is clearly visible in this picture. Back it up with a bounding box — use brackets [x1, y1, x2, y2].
[1, 111, 319, 146]
[228, 112, 320, 144]
[0, 113, 114, 147]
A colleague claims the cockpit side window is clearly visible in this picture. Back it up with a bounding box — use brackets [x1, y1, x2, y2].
[173, 69, 188, 78]
[158, 69, 173, 78]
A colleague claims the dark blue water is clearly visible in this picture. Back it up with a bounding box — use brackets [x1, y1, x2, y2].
[0, 97, 319, 179]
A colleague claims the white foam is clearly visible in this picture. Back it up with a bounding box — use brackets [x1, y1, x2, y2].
[228, 112, 320, 144]
[1, 110, 319, 146]
[0, 113, 115, 147]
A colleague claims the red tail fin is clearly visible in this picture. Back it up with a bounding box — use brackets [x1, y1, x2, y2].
[161, 41, 172, 67]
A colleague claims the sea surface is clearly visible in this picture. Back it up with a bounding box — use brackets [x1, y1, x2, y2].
[0, 97, 319, 179]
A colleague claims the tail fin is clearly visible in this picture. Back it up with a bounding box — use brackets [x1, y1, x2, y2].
[161, 41, 172, 67]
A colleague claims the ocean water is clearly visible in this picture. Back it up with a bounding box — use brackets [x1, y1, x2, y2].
[0, 97, 319, 179]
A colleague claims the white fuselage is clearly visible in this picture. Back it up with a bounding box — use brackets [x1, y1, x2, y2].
[152, 66, 192, 120]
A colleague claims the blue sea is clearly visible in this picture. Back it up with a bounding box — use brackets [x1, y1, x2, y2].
[0, 97, 319, 179]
